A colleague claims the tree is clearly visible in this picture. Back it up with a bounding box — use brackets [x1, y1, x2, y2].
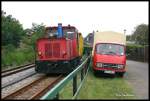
[126, 35, 132, 41]
[132, 24, 148, 45]
[2, 10, 25, 47]
[23, 23, 45, 47]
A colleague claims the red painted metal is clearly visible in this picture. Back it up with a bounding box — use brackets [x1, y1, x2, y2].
[35, 24, 81, 74]
[36, 36, 79, 61]
[92, 43, 126, 72]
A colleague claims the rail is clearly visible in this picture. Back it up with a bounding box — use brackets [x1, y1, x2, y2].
[41, 55, 91, 99]
[2, 63, 35, 77]
[2, 63, 34, 73]
[2, 75, 63, 99]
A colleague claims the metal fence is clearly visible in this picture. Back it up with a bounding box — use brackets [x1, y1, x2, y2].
[41, 55, 91, 99]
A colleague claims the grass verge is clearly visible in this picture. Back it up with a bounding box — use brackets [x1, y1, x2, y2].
[2, 45, 35, 70]
[59, 63, 135, 99]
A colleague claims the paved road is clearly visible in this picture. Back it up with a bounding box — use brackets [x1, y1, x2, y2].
[124, 60, 149, 99]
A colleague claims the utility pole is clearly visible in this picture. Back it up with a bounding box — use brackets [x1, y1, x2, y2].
[124, 29, 126, 35]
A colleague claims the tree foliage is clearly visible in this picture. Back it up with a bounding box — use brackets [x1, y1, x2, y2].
[23, 23, 45, 47]
[132, 24, 149, 45]
[31, 23, 45, 46]
[2, 10, 25, 47]
[2, 11, 45, 67]
[126, 35, 132, 41]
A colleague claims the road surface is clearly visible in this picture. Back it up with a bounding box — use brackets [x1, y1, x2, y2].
[124, 60, 149, 99]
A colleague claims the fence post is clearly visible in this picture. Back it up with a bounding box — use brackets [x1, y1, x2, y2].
[73, 75, 77, 96]
[81, 68, 84, 81]
[85, 57, 90, 73]
[144, 45, 145, 62]
[53, 93, 59, 99]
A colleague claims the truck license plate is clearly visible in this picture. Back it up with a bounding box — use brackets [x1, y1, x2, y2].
[104, 70, 115, 74]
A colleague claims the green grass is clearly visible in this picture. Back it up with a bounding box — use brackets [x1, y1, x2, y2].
[2, 45, 35, 70]
[58, 64, 135, 99]
[77, 67, 135, 99]
[59, 71, 84, 99]
[59, 80, 73, 99]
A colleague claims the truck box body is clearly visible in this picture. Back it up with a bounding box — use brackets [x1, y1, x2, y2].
[92, 31, 126, 55]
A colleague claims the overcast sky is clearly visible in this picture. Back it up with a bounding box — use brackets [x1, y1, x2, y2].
[2, 1, 148, 37]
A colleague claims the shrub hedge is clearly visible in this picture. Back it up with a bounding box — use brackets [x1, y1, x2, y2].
[126, 44, 148, 62]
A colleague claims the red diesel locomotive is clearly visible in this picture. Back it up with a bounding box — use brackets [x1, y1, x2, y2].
[35, 23, 83, 74]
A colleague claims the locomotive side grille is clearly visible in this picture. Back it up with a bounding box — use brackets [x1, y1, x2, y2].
[45, 43, 52, 58]
[53, 43, 60, 57]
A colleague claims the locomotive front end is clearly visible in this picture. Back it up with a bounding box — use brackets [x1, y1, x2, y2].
[35, 23, 81, 74]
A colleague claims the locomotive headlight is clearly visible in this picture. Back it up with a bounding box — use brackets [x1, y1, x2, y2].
[62, 51, 67, 57]
[63, 51, 67, 55]
[118, 64, 124, 69]
[96, 63, 103, 67]
[38, 51, 42, 55]
[48, 32, 54, 37]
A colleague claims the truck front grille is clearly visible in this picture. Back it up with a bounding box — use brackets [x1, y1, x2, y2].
[103, 63, 118, 68]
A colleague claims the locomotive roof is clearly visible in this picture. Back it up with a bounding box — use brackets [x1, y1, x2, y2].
[45, 26, 76, 30]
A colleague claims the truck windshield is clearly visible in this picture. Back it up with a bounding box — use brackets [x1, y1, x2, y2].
[96, 43, 124, 56]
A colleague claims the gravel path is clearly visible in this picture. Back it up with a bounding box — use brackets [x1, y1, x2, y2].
[124, 60, 148, 99]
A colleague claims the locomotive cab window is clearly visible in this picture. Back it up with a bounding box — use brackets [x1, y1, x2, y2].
[44, 26, 76, 39]
[63, 28, 76, 39]
[45, 28, 57, 38]
[66, 31, 75, 39]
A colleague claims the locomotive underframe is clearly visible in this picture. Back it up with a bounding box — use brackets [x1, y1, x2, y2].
[35, 57, 81, 74]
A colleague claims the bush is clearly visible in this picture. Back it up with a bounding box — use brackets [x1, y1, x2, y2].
[126, 44, 148, 62]
[83, 46, 92, 55]
[2, 45, 35, 70]
[1, 20, 45, 70]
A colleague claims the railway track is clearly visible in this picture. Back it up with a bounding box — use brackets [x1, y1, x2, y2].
[2, 71, 36, 89]
[2, 63, 36, 89]
[2, 75, 64, 100]
[2, 63, 35, 77]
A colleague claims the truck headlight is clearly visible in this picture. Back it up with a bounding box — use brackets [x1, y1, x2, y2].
[96, 63, 103, 67]
[118, 64, 124, 69]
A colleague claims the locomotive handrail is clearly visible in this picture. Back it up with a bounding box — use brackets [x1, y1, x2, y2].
[41, 55, 91, 99]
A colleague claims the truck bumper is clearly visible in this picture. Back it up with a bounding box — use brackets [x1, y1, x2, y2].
[93, 67, 126, 74]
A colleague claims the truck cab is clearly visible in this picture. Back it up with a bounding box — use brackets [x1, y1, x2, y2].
[92, 31, 126, 77]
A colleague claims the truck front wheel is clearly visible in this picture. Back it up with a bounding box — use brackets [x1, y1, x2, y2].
[117, 72, 124, 78]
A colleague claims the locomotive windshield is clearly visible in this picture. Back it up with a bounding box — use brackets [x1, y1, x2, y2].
[65, 32, 74, 39]
[47, 29, 57, 37]
[45, 27, 76, 39]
